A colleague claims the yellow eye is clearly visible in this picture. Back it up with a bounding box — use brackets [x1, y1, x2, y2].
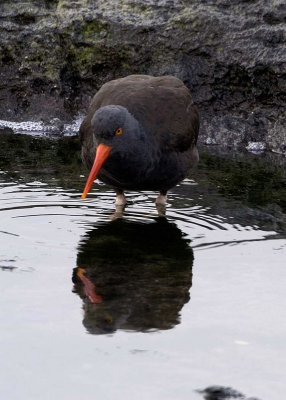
[115, 127, 123, 136]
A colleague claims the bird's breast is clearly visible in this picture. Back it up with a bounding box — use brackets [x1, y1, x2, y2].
[98, 150, 152, 188]
[97, 148, 196, 191]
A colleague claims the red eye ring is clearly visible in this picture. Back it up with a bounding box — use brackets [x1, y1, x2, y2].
[115, 127, 123, 136]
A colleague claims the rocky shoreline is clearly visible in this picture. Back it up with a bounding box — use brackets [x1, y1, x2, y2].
[0, 0, 285, 153]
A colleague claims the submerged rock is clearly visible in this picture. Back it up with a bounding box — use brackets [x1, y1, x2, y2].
[197, 385, 261, 400]
[0, 0, 285, 151]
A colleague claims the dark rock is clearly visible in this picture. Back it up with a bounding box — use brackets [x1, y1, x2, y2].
[0, 127, 14, 135]
[0, 0, 285, 152]
[197, 385, 262, 400]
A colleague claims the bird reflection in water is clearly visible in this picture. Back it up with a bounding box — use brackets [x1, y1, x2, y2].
[72, 218, 193, 335]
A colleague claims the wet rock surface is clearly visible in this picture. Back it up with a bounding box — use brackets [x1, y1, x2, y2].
[0, 0, 285, 152]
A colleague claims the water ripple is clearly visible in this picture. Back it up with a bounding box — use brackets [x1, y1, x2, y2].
[0, 178, 283, 255]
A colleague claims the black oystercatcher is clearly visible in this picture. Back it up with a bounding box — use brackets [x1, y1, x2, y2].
[80, 75, 199, 206]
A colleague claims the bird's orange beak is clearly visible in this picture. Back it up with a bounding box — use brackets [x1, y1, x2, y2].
[81, 143, 112, 199]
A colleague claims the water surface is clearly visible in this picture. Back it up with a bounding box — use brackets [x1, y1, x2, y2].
[0, 133, 285, 400]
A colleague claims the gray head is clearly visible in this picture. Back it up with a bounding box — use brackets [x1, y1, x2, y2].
[81, 104, 145, 199]
[91, 105, 139, 146]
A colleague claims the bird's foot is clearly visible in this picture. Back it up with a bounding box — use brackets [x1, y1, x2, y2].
[156, 203, 166, 217]
[155, 193, 167, 217]
[155, 193, 167, 206]
[111, 204, 126, 220]
[115, 193, 127, 206]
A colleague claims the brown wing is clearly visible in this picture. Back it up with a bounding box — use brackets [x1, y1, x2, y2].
[80, 75, 199, 152]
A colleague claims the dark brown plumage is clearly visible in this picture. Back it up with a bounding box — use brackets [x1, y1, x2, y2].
[80, 75, 199, 206]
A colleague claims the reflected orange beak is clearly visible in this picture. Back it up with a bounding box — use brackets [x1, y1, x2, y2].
[76, 267, 103, 304]
[81, 143, 112, 199]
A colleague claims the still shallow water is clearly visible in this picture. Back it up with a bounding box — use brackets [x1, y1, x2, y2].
[0, 135, 285, 400]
